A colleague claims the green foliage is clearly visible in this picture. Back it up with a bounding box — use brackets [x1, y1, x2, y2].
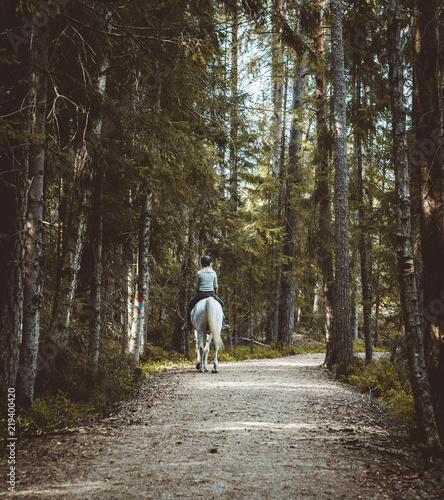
[17, 392, 96, 437]
[140, 343, 193, 377]
[218, 340, 326, 361]
[353, 339, 387, 353]
[338, 356, 416, 434]
[219, 344, 286, 361]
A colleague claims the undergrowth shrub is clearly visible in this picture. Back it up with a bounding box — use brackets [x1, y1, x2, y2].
[4, 347, 145, 440]
[140, 342, 192, 377]
[337, 356, 415, 434]
[218, 340, 326, 361]
[353, 339, 387, 353]
[17, 392, 96, 436]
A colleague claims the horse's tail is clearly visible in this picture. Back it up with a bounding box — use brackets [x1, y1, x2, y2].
[207, 298, 224, 351]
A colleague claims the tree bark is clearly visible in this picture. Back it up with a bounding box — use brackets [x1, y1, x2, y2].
[326, 0, 352, 371]
[270, 0, 287, 343]
[16, 17, 50, 408]
[229, 0, 239, 210]
[278, 42, 306, 345]
[121, 228, 137, 355]
[88, 167, 104, 366]
[51, 145, 94, 342]
[313, 0, 335, 354]
[355, 57, 372, 365]
[173, 215, 196, 353]
[388, 0, 441, 450]
[0, 5, 29, 402]
[229, 1, 239, 346]
[412, 0, 444, 439]
[128, 187, 153, 364]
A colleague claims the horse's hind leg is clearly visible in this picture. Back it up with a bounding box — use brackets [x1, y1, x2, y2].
[202, 334, 211, 372]
[195, 331, 205, 372]
[196, 347, 201, 371]
[212, 345, 219, 373]
[198, 347, 206, 372]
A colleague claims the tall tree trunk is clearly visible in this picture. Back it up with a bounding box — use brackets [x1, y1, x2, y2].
[229, 0, 239, 210]
[173, 215, 196, 353]
[51, 144, 94, 342]
[120, 244, 129, 355]
[313, 0, 335, 353]
[16, 17, 50, 408]
[51, 38, 109, 347]
[326, 0, 352, 371]
[388, 0, 441, 450]
[278, 44, 306, 345]
[229, 1, 240, 347]
[0, 6, 30, 401]
[87, 46, 109, 366]
[350, 247, 359, 341]
[122, 230, 137, 355]
[355, 57, 372, 365]
[88, 167, 104, 366]
[128, 187, 152, 364]
[270, 0, 287, 342]
[413, 0, 444, 439]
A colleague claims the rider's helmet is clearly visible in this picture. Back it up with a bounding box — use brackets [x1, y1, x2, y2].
[201, 255, 212, 267]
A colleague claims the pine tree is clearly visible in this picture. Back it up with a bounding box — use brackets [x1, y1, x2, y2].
[326, 0, 353, 370]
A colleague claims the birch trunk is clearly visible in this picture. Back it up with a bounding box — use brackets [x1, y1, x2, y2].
[128, 188, 153, 363]
[388, 0, 441, 450]
[350, 251, 359, 341]
[120, 245, 129, 355]
[51, 145, 94, 342]
[327, 0, 352, 370]
[122, 232, 137, 354]
[16, 17, 49, 407]
[88, 168, 104, 365]
[87, 48, 109, 366]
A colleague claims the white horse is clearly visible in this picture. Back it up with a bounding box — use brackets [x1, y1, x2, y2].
[191, 297, 224, 373]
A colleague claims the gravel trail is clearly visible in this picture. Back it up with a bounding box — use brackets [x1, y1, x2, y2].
[2, 354, 442, 499]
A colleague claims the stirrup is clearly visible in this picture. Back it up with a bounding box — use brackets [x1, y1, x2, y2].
[222, 323, 230, 330]
[182, 322, 192, 331]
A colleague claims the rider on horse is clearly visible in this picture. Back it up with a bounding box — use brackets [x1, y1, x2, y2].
[182, 255, 230, 331]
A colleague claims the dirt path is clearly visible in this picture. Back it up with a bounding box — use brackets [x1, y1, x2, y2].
[2, 354, 443, 499]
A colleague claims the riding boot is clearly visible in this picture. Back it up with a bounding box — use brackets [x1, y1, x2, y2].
[182, 309, 192, 331]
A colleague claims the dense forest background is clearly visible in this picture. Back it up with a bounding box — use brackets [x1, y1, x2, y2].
[0, 0, 443, 449]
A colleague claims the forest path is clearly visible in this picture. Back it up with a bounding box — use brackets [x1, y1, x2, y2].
[2, 354, 440, 499]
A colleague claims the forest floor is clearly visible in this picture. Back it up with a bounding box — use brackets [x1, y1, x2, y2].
[2, 354, 444, 499]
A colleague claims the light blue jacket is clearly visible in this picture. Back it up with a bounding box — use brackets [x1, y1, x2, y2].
[196, 269, 218, 292]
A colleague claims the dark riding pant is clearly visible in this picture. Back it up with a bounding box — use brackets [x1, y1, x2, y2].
[187, 291, 224, 323]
